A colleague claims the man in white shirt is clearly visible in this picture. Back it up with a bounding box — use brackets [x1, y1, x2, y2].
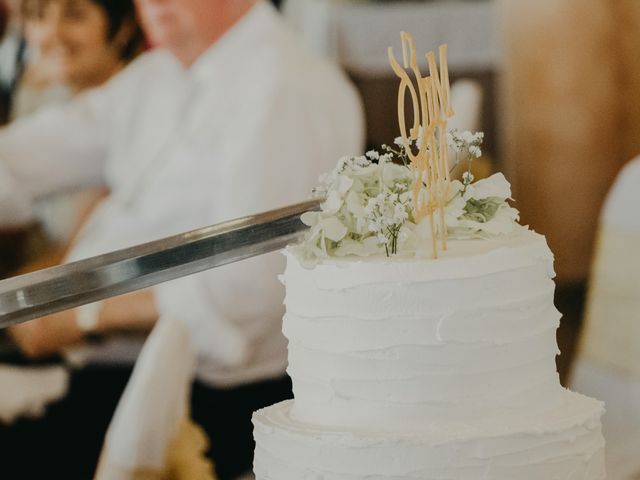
[0, 0, 364, 478]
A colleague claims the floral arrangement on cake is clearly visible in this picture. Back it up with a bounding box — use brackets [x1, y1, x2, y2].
[298, 33, 520, 264]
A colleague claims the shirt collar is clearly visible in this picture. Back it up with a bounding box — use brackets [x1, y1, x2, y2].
[188, 0, 275, 83]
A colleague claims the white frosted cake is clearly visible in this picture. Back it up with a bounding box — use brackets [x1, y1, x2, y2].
[253, 37, 605, 479]
[252, 229, 605, 479]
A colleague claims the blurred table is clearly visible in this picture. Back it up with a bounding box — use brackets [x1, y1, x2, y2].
[282, 0, 501, 154]
[282, 0, 500, 76]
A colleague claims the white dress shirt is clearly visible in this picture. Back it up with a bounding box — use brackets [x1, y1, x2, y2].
[0, 1, 365, 387]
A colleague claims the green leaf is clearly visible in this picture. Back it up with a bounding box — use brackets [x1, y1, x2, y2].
[463, 197, 503, 223]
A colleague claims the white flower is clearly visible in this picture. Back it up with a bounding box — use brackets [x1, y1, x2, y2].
[367, 216, 383, 232]
[461, 130, 475, 143]
[300, 211, 319, 228]
[447, 129, 484, 159]
[399, 217, 436, 256]
[345, 190, 365, 216]
[379, 153, 394, 164]
[334, 156, 351, 173]
[482, 204, 519, 235]
[393, 202, 408, 221]
[301, 210, 347, 239]
[336, 175, 354, 195]
[463, 172, 511, 201]
[381, 162, 411, 187]
[320, 216, 348, 241]
[394, 136, 409, 148]
[358, 156, 370, 166]
[322, 190, 342, 213]
[299, 127, 519, 264]
[469, 145, 482, 158]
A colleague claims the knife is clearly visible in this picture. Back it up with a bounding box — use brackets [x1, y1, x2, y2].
[0, 198, 322, 329]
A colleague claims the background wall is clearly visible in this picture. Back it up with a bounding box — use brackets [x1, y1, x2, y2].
[501, 0, 640, 283]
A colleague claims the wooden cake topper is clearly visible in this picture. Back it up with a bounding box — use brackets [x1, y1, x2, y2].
[388, 33, 454, 258]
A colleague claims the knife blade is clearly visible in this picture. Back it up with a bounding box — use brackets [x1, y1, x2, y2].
[0, 198, 321, 329]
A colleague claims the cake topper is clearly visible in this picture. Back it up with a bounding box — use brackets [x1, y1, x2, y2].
[297, 33, 520, 266]
[388, 33, 455, 258]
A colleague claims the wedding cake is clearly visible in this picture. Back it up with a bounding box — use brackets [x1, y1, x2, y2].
[252, 37, 605, 479]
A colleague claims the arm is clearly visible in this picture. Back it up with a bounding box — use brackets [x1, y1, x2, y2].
[0, 58, 143, 226]
[0, 95, 108, 199]
[8, 182, 148, 359]
[8, 289, 158, 359]
[4, 54, 169, 356]
[4, 187, 109, 271]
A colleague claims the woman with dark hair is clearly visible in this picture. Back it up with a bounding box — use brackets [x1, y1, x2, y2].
[13, 0, 143, 117]
[0, 3, 148, 479]
[3, 0, 144, 248]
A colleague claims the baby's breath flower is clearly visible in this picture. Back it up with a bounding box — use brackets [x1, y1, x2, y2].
[461, 130, 475, 143]
[298, 127, 518, 264]
[469, 145, 481, 158]
[379, 153, 393, 163]
[366, 150, 380, 160]
[364, 190, 412, 255]
[394, 136, 409, 148]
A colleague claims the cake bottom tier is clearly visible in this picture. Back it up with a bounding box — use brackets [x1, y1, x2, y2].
[253, 391, 605, 480]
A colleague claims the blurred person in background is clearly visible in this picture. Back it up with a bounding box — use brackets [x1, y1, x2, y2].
[0, 0, 363, 479]
[0, 2, 8, 43]
[0, 0, 28, 275]
[0, 0, 19, 121]
[13, 0, 143, 118]
[0, 1, 148, 479]
[12, 0, 144, 252]
[0, 0, 144, 275]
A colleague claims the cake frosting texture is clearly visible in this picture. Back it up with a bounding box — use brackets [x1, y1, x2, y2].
[253, 228, 605, 479]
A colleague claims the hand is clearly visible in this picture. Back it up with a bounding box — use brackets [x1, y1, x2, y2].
[9, 309, 83, 359]
[100, 289, 159, 332]
[8, 289, 159, 359]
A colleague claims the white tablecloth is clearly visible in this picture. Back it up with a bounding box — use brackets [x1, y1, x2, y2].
[282, 0, 500, 75]
[572, 359, 640, 480]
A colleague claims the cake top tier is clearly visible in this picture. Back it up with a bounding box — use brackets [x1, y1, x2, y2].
[283, 227, 562, 431]
[288, 227, 554, 287]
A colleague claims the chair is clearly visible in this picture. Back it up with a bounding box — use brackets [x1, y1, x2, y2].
[571, 157, 640, 479]
[94, 317, 215, 480]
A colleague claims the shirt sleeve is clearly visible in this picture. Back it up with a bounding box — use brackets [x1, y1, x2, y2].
[154, 77, 364, 372]
[0, 63, 136, 226]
